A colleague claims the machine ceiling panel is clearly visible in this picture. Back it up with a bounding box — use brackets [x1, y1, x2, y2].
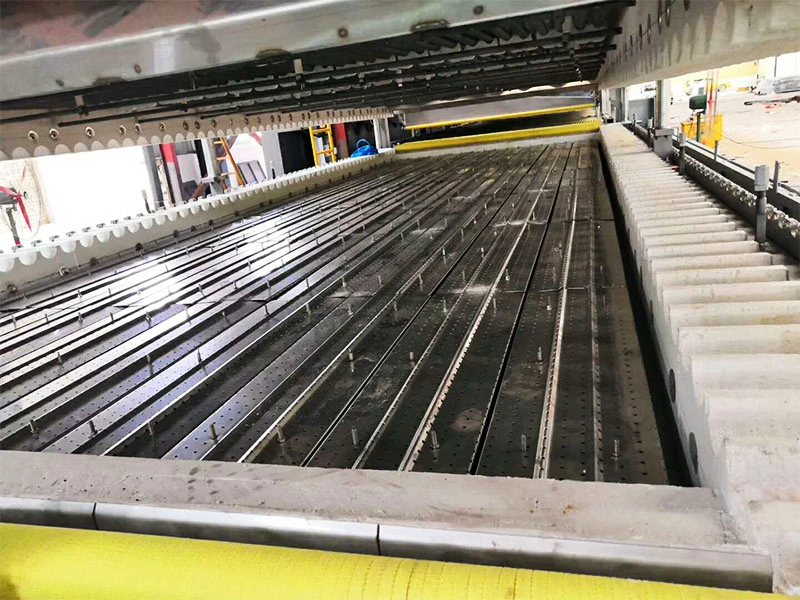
[0, 0, 626, 158]
[0, 0, 618, 102]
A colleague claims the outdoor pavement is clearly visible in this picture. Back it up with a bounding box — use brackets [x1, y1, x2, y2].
[667, 92, 800, 189]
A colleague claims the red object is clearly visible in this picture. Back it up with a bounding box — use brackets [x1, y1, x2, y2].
[332, 123, 349, 159]
[0, 185, 31, 230]
[160, 143, 177, 164]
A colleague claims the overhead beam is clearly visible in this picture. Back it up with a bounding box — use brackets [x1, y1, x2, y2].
[394, 119, 601, 153]
[403, 100, 594, 129]
[598, 0, 800, 89]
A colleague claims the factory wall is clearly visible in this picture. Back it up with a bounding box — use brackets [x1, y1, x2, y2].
[34, 146, 153, 229]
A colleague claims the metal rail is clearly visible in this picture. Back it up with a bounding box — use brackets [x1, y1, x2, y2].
[254, 152, 545, 469]
[1, 158, 458, 450]
[226, 152, 534, 464]
[107, 153, 487, 459]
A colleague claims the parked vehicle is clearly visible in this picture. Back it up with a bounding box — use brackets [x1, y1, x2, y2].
[754, 76, 800, 96]
[754, 78, 775, 95]
[774, 76, 800, 94]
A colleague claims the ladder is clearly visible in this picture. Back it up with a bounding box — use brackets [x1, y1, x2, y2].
[214, 137, 245, 187]
[309, 124, 337, 167]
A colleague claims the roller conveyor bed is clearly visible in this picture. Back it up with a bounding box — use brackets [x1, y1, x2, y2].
[0, 142, 675, 485]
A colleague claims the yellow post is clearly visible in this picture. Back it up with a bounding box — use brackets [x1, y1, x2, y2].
[309, 127, 320, 167]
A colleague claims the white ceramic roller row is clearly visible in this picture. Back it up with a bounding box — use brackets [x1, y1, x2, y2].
[601, 124, 800, 593]
[0, 151, 390, 273]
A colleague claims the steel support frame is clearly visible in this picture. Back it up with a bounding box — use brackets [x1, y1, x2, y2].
[372, 118, 391, 150]
[654, 80, 669, 129]
[0, 106, 392, 161]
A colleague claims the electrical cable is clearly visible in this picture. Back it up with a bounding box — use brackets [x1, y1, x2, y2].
[721, 133, 800, 150]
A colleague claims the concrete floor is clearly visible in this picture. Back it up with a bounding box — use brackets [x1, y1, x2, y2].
[667, 92, 800, 188]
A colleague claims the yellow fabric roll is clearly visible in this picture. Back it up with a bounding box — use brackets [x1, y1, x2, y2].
[0, 523, 776, 600]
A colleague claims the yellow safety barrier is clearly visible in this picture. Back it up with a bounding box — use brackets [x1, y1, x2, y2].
[404, 103, 595, 130]
[680, 114, 724, 148]
[395, 119, 601, 154]
[0, 523, 778, 600]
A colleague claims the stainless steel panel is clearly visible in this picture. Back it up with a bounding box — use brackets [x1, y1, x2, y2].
[0, 496, 96, 529]
[94, 502, 379, 555]
[378, 524, 773, 592]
